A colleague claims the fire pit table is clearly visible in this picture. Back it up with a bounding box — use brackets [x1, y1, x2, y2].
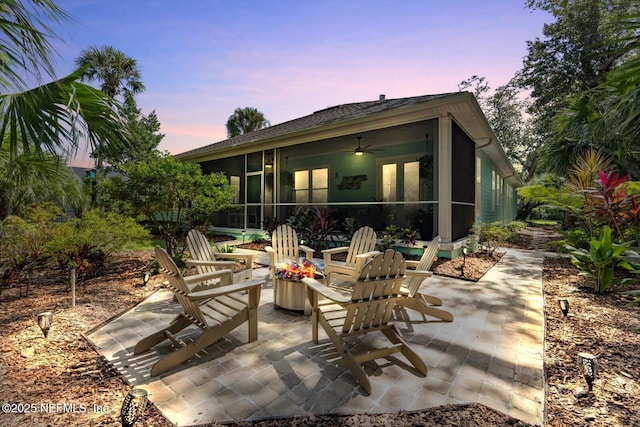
[274, 259, 326, 315]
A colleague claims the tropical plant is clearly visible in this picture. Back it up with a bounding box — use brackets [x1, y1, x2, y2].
[399, 227, 417, 246]
[566, 226, 640, 294]
[477, 223, 511, 257]
[0, 1, 129, 161]
[226, 107, 270, 137]
[377, 225, 399, 251]
[286, 207, 337, 250]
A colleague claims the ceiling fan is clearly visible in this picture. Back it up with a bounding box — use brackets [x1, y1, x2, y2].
[346, 136, 386, 156]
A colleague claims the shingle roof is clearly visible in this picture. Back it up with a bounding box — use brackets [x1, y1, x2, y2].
[175, 93, 457, 158]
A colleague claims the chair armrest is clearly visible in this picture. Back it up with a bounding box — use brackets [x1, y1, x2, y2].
[299, 245, 315, 259]
[404, 269, 433, 279]
[265, 246, 274, 253]
[188, 279, 263, 300]
[322, 247, 349, 255]
[186, 259, 235, 268]
[183, 269, 233, 285]
[302, 277, 350, 304]
[214, 252, 254, 261]
[405, 257, 437, 269]
[355, 250, 380, 260]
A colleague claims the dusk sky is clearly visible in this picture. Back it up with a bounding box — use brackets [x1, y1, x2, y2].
[52, 0, 551, 166]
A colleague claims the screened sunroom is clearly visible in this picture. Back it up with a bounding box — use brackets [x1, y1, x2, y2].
[176, 92, 520, 257]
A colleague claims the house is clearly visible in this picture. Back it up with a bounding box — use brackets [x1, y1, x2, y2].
[175, 92, 520, 257]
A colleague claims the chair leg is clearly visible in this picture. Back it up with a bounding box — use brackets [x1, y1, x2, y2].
[133, 315, 191, 354]
[149, 324, 228, 376]
[247, 287, 260, 342]
[381, 327, 428, 377]
[322, 321, 373, 395]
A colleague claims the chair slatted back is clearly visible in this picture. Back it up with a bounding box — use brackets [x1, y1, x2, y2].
[154, 246, 207, 327]
[187, 229, 216, 263]
[271, 224, 301, 262]
[342, 250, 405, 335]
[406, 236, 441, 298]
[344, 226, 377, 267]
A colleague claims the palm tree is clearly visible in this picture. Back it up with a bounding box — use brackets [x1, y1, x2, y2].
[226, 107, 270, 137]
[0, 0, 128, 161]
[75, 45, 145, 101]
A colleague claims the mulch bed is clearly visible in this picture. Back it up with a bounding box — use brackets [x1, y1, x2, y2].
[1, 227, 639, 426]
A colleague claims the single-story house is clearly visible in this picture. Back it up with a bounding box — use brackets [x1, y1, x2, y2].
[175, 92, 521, 257]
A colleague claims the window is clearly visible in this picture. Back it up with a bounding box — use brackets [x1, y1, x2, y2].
[491, 170, 496, 212]
[230, 176, 240, 204]
[294, 168, 328, 204]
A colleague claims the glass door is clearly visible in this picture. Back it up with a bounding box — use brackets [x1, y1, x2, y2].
[246, 173, 262, 229]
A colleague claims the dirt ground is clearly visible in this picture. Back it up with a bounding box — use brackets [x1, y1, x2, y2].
[1, 227, 639, 426]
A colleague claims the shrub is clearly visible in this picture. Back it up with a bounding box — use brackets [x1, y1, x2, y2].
[286, 207, 337, 250]
[213, 243, 235, 254]
[47, 210, 150, 281]
[477, 223, 511, 256]
[377, 225, 398, 251]
[250, 233, 268, 244]
[566, 225, 640, 294]
[399, 227, 417, 246]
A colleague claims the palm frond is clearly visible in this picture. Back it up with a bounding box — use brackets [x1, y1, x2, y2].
[0, 68, 130, 160]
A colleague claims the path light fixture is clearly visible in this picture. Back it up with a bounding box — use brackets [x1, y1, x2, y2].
[578, 352, 598, 391]
[242, 229, 246, 244]
[559, 299, 569, 317]
[460, 247, 468, 277]
[120, 387, 148, 427]
[37, 311, 53, 338]
[142, 272, 150, 287]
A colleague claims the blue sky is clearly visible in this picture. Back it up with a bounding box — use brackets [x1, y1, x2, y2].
[51, 0, 550, 166]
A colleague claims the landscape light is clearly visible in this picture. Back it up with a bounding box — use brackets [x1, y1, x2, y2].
[120, 388, 148, 427]
[578, 352, 598, 391]
[37, 311, 53, 338]
[559, 299, 569, 317]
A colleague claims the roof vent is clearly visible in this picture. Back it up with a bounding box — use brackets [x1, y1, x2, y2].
[379, 94, 386, 101]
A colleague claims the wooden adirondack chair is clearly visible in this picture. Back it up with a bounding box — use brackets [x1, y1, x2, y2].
[321, 226, 379, 283]
[133, 246, 263, 376]
[186, 229, 254, 282]
[265, 224, 315, 278]
[302, 250, 428, 395]
[398, 236, 454, 322]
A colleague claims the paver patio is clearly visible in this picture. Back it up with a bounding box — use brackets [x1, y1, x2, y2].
[86, 248, 545, 426]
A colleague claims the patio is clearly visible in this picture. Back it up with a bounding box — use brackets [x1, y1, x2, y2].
[86, 248, 545, 426]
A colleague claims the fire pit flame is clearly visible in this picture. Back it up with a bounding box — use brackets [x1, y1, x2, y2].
[275, 259, 324, 281]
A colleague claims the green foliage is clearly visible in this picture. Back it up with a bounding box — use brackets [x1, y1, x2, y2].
[286, 207, 337, 250]
[377, 225, 399, 251]
[477, 223, 512, 256]
[98, 154, 235, 256]
[0, 204, 58, 294]
[0, 148, 88, 219]
[96, 97, 163, 171]
[399, 227, 417, 246]
[250, 233, 268, 244]
[213, 244, 235, 254]
[566, 226, 640, 294]
[342, 217, 361, 240]
[0, 205, 149, 292]
[459, 75, 535, 179]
